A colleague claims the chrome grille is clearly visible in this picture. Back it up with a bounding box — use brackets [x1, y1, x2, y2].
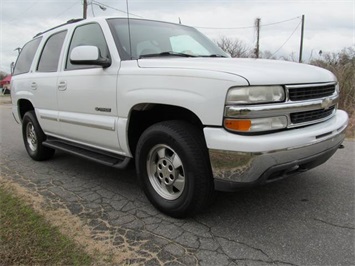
[225, 82, 339, 132]
[291, 106, 336, 124]
[288, 84, 335, 101]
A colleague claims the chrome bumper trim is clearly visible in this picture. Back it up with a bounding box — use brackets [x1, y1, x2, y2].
[209, 126, 346, 186]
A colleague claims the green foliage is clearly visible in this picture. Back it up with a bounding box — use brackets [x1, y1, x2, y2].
[0, 186, 92, 265]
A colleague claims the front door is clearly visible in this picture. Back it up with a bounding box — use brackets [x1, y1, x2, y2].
[57, 22, 121, 153]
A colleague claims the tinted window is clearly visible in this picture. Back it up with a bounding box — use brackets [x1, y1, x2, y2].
[13, 37, 42, 75]
[37, 31, 67, 72]
[66, 23, 110, 70]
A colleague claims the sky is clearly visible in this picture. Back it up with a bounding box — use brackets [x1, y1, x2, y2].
[0, 0, 354, 73]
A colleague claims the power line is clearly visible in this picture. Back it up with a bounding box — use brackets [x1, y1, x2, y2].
[271, 20, 302, 57]
[5, 1, 80, 24]
[194, 16, 300, 30]
[54, 1, 81, 19]
[5, 1, 39, 24]
[196, 25, 255, 30]
[92, 0, 143, 18]
[261, 16, 301, 27]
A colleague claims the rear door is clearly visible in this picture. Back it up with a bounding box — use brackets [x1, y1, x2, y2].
[32, 30, 67, 134]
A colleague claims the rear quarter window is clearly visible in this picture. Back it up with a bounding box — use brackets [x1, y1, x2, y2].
[13, 37, 42, 76]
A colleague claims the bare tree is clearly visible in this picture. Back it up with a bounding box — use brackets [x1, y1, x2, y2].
[0, 71, 8, 81]
[216, 36, 252, 58]
[259, 50, 276, 60]
[279, 52, 299, 62]
[311, 46, 355, 137]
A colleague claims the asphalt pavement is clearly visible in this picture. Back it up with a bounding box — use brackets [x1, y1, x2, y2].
[1, 98, 354, 265]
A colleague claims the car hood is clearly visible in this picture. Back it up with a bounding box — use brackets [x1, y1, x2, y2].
[137, 58, 336, 85]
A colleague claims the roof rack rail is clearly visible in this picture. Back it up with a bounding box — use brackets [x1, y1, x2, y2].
[33, 18, 84, 38]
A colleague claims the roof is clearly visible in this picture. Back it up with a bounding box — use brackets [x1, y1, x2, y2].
[34, 18, 84, 38]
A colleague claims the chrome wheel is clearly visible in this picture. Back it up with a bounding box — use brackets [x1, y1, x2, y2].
[147, 144, 185, 200]
[26, 122, 37, 152]
[136, 121, 214, 217]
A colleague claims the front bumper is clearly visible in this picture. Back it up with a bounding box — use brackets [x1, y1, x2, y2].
[204, 110, 348, 192]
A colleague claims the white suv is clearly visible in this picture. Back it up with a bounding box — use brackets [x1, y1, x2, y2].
[11, 17, 348, 217]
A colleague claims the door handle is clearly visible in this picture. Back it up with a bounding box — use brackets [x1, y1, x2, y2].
[58, 81, 67, 91]
[31, 82, 37, 90]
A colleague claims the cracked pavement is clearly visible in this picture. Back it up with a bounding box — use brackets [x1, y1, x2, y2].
[1, 100, 354, 265]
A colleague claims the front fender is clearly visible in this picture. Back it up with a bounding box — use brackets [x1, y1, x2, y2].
[117, 67, 249, 126]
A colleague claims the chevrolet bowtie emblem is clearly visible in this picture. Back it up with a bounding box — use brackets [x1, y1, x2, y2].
[321, 97, 332, 110]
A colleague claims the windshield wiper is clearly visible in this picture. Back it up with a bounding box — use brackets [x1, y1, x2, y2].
[199, 54, 227, 58]
[139, 51, 196, 59]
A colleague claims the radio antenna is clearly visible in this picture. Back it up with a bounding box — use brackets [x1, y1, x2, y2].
[126, 0, 133, 59]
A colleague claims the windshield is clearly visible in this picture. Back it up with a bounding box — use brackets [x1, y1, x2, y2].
[107, 18, 228, 60]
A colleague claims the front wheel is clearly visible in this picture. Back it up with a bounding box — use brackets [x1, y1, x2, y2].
[22, 111, 55, 161]
[135, 121, 214, 218]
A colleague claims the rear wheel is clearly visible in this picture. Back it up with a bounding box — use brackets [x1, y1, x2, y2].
[135, 121, 214, 218]
[22, 111, 55, 161]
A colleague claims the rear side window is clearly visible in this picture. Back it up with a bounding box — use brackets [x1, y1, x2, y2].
[13, 37, 42, 75]
[66, 23, 110, 70]
[37, 31, 67, 72]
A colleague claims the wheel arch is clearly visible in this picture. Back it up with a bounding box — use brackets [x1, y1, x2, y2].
[127, 103, 205, 157]
[17, 98, 35, 122]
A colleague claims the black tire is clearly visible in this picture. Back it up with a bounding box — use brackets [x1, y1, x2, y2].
[135, 120, 214, 218]
[22, 111, 55, 161]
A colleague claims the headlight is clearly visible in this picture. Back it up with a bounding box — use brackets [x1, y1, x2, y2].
[226, 86, 285, 104]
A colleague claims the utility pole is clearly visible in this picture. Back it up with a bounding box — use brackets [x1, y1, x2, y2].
[299, 14, 305, 63]
[255, 18, 261, 58]
[83, 0, 88, 19]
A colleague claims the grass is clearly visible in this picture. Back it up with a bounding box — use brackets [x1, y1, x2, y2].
[0, 185, 93, 265]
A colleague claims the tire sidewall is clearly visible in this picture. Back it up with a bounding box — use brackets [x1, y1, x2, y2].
[22, 112, 39, 158]
[137, 126, 199, 216]
[22, 111, 53, 161]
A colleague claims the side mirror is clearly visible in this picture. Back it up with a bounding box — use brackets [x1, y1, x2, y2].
[70, 46, 111, 68]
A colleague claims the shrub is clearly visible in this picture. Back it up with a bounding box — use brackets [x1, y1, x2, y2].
[311, 47, 355, 137]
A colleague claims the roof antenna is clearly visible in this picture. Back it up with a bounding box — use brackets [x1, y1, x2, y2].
[126, 0, 133, 59]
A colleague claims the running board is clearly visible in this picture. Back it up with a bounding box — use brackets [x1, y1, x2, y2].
[43, 139, 131, 169]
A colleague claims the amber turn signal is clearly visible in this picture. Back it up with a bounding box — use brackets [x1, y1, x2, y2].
[224, 119, 251, 132]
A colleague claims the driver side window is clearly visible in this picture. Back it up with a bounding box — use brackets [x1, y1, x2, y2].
[66, 23, 110, 70]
